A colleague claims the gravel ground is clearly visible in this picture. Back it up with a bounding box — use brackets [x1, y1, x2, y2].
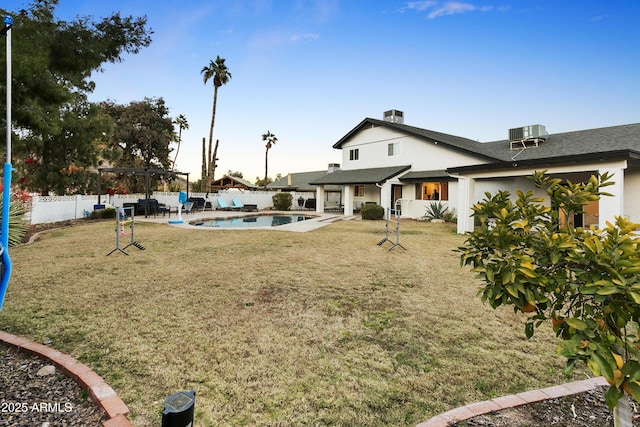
[453, 386, 640, 427]
[0, 343, 106, 427]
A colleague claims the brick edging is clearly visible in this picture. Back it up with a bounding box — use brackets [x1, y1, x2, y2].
[0, 330, 133, 427]
[415, 376, 609, 426]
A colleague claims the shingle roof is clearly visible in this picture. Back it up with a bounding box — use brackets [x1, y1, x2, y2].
[484, 123, 640, 161]
[268, 170, 341, 191]
[310, 165, 411, 185]
[334, 119, 640, 168]
[399, 169, 452, 182]
[333, 118, 500, 161]
[449, 123, 640, 173]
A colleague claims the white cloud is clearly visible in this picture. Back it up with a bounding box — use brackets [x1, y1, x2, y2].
[405, 1, 438, 12]
[290, 33, 320, 42]
[403, 1, 494, 19]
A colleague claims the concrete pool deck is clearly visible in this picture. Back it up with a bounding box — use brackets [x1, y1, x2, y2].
[136, 210, 358, 232]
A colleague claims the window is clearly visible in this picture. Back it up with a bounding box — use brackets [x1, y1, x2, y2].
[388, 142, 398, 156]
[415, 182, 448, 201]
[349, 148, 359, 161]
[354, 185, 365, 197]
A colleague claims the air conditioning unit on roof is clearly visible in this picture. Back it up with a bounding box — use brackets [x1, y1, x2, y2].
[508, 124, 547, 141]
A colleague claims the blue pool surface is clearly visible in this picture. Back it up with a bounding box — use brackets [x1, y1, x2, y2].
[191, 214, 316, 228]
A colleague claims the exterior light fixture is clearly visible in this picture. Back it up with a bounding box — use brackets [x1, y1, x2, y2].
[162, 390, 195, 427]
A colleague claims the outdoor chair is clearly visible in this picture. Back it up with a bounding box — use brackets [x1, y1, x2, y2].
[216, 198, 233, 211]
[188, 197, 206, 211]
[304, 198, 316, 210]
[183, 201, 194, 214]
[232, 198, 244, 210]
[137, 198, 171, 217]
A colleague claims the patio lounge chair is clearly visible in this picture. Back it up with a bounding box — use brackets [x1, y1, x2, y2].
[216, 197, 234, 211]
[232, 198, 244, 209]
[232, 197, 258, 212]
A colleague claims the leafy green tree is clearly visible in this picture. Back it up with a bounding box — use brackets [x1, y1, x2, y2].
[101, 98, 173, 169]
[100, 98, 174, 192]
[255, 176, 273, 188]
[0, 0, 152, 194]
[459, 171, 640, 425]
[15, 97, 109, 194]
[201, 55, 231, 189]
[261, 131, 277, 190]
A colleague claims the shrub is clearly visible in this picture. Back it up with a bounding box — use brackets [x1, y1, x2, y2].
[424, 202, 448, 221]
[272, 193, 293, 211]
[459, 171, 640, 417]
[361, 204, 384, 220]
[100, 208, 116, 219]
[443, 208, 457, 223]
[90, 208, 116, 219]
[0, 197, 29, 247]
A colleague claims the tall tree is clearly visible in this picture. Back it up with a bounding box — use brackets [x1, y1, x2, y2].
[201, 137, 207, 192]
[201, 55, 231, 190]
[100, 98, 174, 192]
[0, 0, 152, 194]
[172, 114, 189, 171]
[261, 131, 277, 190]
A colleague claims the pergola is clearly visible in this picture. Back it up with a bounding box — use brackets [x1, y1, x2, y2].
[97, 168, 190, 217]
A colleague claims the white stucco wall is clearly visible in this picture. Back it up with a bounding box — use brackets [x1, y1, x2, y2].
[624, 168, 640, 223]
[340, 126, 487, 171]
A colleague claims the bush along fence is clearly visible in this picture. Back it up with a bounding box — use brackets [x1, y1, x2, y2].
[27, 191, 316, 225]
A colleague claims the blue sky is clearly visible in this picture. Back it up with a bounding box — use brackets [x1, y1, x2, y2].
[5, 1, 640, 182]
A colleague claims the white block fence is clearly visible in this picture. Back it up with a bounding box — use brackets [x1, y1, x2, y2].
[28, 191, 316, 225]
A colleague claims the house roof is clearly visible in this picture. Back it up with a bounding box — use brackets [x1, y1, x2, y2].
[333, 118, 500, 161]
[399, 169, 453, 182]
[310, 165, 411, 185]
[268, 170, 341, 192]
[449, 123, 640, 174]
[210, 175, 258, 190]
[334, 119, 640, 169]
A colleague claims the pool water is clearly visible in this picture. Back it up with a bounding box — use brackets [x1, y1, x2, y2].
[191, 214, 316, 228]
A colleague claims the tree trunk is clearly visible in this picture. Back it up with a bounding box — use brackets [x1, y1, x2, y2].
[264, 147, 269, 190]
[211, 139, 219, 189]
[201, 137, 207, 192]
[206, 86, 219, 192]
[172, 128, 182, 171]
[613, 395, 633, 427]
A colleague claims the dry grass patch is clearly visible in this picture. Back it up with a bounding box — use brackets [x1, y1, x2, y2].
[1, 219, 584, 426]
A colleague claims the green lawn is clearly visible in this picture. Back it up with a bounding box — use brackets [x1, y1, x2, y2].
[0, 219, 583, 426]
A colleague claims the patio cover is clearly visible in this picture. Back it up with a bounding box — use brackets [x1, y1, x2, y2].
[399, 169, 454, 182]
[310, 165, 411, 186]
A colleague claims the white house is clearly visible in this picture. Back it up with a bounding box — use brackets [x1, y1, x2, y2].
[311, 110, 640, 234]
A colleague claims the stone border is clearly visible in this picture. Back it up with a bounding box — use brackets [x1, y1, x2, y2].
[0, 330, 132, 427]
[416, 376, 609, 426]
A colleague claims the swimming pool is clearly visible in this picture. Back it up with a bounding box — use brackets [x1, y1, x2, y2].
[190, 213, 317, 228]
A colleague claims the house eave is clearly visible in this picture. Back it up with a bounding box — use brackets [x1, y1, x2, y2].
[448, 150, 640, 175]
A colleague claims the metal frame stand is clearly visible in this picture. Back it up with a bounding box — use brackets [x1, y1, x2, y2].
[107, 207, 145, 256]
[377, 207, 406, 251]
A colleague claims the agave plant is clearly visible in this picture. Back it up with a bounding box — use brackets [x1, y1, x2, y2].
[0, 197, 30, 246]
[424, 201, 449, 221]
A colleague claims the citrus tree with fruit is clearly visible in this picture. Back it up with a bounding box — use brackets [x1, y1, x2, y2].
[459, 171, 640, 424]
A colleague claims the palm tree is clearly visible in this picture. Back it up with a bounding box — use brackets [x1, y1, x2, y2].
[172, 114, 189, 171]
[201, 56, 232, 191]
[262, 131, 278, 190]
